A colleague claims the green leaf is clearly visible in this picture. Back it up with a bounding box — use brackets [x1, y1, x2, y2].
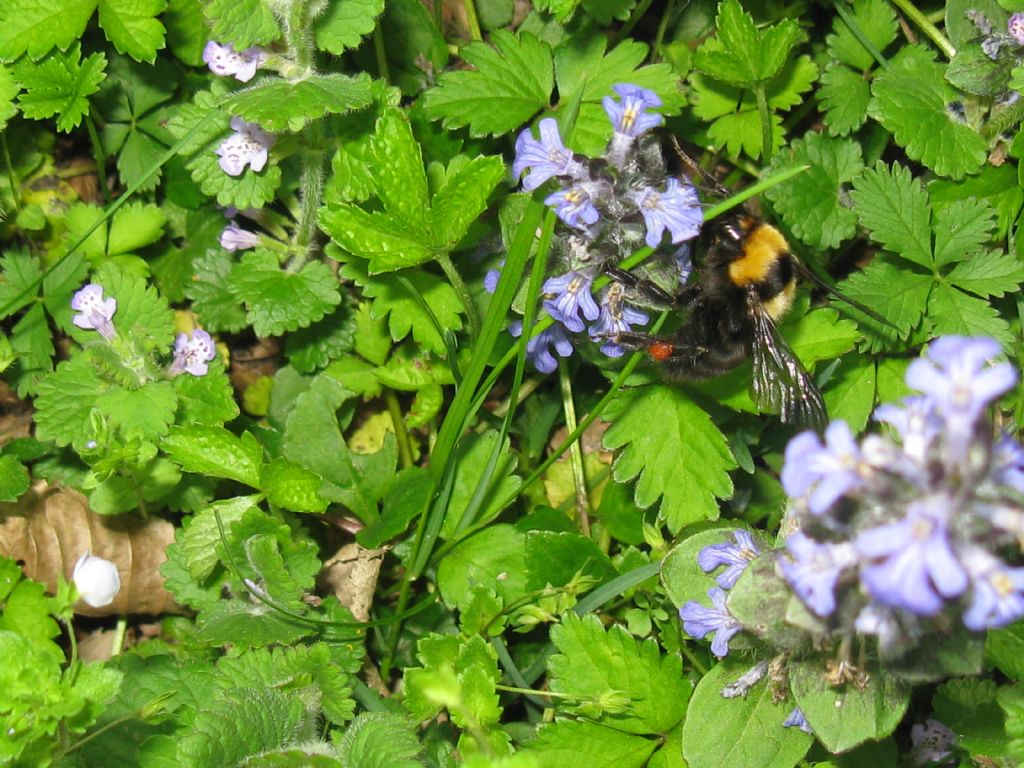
[315, 0, 384, 54]
[764, 132, 863, 250]
[603, 385, 736, 533]
[694, 0, 805, 88]
[107, 201, 167, 256]
[835, 257, 932, 352]
[549, 613, 691, 734]
[282, 374, 396, 523]
[926, 282, 1013, 345]
[358, 466, 432, 548]
[422, 30, 554, 137]
[13, 44, 107, 133]
[187, 250, 249, 333]
[850, 162, 933, 268]
[523, 531, 617, 592]
[285, 299, 358, 373]
[97, 0, 167, 62]
[225, 73, 374, 133]
[376, 0, 447, 96]
[0, 63, 19, 131]
[0, 251, 43, 319]
[430, 155, 506, 248]
[162, 425, 263, 487]
[0, 0, 97, 60]
[818, 66, 870, 136]
[90, 262, 175, 350]
[203, 0, 280, 49]
[442, 431, 521, 538]
[0, 455, 29, 502]
[822, 355, 876, 433]
[180, 495, 260, 580]
[436, 525, 529, 613]
[526, 720, 659, 767]
[933, 678, 1009, 760]
[337, 259, 463, 354]
[232, 249, 341, 337]
[682, 661, 811, 768]
[33, 355, 107, 447]
[334, 712, 423, 768]
[260, 458, 329, 513]
[868, 46, 987, 180]
[165, 0, 208, 65]
[789, 658, 909, 753]
[174, 358, 239, 425]
[95, 381, 177, 441]
[826, 0, 897, 70]
[322, 205, 435, 272]
[946, 251, 1024, 297]
[931, 198, 995, 268]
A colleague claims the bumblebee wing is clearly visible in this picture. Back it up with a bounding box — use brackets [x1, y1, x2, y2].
[746, 291, 828, 432]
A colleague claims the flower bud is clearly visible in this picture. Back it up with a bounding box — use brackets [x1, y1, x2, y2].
[73, 552, 121, 608]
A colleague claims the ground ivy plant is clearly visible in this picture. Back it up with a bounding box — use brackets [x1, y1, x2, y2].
[2, 0, 1024, 766]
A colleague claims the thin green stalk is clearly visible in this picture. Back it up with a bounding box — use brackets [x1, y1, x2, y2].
[386, 390, 415, 469]
[287, 0, 314, 72]
[111, 617, 127, 656]
[888, 0, 955, 58]
[290, 130, 327, 266]
[84, 113, 110, 206]
[755, 83, 773, 164]
[617, 0, 655, 43]
[558, 362, 591, 536]
[436, 251, 481, 340]
[832, 0, 890, 70]
[653, 0, 676, 60]
[462, 0, 482, 41]
[373, 24, 391, 85]
[2, 133, 21, 215]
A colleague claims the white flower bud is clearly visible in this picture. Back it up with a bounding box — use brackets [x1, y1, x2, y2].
[73, 552, 121, 608]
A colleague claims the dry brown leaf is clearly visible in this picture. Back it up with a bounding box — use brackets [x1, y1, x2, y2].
[0, 483, 182, 617]
[319, 542, 386, 622]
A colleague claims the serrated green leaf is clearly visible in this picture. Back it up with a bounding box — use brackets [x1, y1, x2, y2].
[97, 0, 166, 62]
[225, 73, 374, 133]
[549, 613, 690, 733]
[945, 251, 1024, 297]
[868, 46, 987, 180]
[13, 44, 107, 132]
[0, 63, 19, 131]
[822, 355, 876, 433]
[442, 431, 521, 538]
[430, 155, 506, 248]
[315, 0, 384, 53]
[835, 256, 931, 352]
[187, 250, 249, 333]
[95, 381, 177, 441]
[933, 678, 1009, 759]
[232, 250, 341, 337]
[174, 359, 240, 424]
[33, 355, 107, 446]
[181, 495, 259, 580]
[335, 712, 422, 768]
[0, 0, 97, 60]
[422, 30, 554, 137]
[165, 0, 207, 65]
[603, 385, 735, 533]
[527, 719, 658, 767]
[260, 458, 329, 513]
[203, 0, 280, 49]
[931, 198, 995, 267]
[927, 282, 1013, 345]
[321, 205, 435, 272]
[819, 65, 870, 136]
[369, 109, 430, 225]
[436, 525, 529, 612]
[682, 661, 811, 768]
[850, 162, 932, 268]
[0, 455, 29, 502]
[284, 299, 358, 373]
[694, 0, 805, 87]
[0, 252, 43, 319]
[826, 0, 897, 70]
[163, 425, 263, 487]
[108, 201, 166, 255]
[89, 262, 175, 350]
[765, 133, 863, 250]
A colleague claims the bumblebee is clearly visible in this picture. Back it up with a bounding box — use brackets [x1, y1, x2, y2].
[609, 213, 829, 431]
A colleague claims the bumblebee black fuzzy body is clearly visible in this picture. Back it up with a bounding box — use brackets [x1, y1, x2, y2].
[613, 214, 828, 431]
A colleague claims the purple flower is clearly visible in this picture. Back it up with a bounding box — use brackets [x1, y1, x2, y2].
[71, 283, 117, 340]
[510, 321, 574, 374]
[679, 587, 742, 657]
[962, 549, 1024, 630]
[782, 707, 813, 735]
[216, 117, 275, 176]
[512, 118, 585, 192]
[602, 83, 664, 138]
[780, 532, 857, 617]
[856, 497, 968, 615]
[630, 178, 703, 248]
[545, 186, 600, 229]
[853, 603, 904, 654]
[202, 41, 265, 82]
[587, 284, 649, 358]
[168, 330, 216, 377]
[542, 271, 600, 333]
[1010, 13, 1024, 45]
[992, 433, 1024, 493]
[219, 221, 261, 251]
[697, 530, 761, 590]
[908, 719, 955, 767]
[905, 336, 1016, 458]
[874, 396, 942, 467]
[781, 420, 866, 514]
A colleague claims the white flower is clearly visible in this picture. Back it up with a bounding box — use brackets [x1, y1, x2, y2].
[73, 552, 121, 608]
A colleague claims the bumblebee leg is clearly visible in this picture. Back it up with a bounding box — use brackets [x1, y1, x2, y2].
[602, 266, 693, 308]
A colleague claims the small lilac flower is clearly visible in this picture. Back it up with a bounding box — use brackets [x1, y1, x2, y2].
[588, 284, 649, 358]
[630, 178, 703, 248]
[908, 719, 956, 767]
[679, 587, 742, 657]
[602, 83, 664, 138]
[905, 336, 1016, 458]
[542, 271, 600, 333]
[781, 420, 866, 514]
[219, 221, 261, 251]
[962, 549, 1024, 630]
[510, 320, 574, 374]
[697, 530, 761, 590]
[854, 603, 904, 655]
[545, 186, 600, 229]
[216, 117, 275, 176]
[202, 41, 265, 83]
[992, 433, 1024, 494]
[782, 707, 813, 735]
[512, 118, 585, 192]
[780, 533, 858, 617]
[1010, 13, 1024, 45]
[71, 283, 117, 340]
[168, 330, 217, 377]
[874, 396, 942, 467]
[674, 243, 693, 285]
[856, 497, 968, 615]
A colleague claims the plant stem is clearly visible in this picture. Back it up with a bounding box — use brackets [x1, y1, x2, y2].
[888, 0, 955, 58]
[755, 83, 773, 163]
[436, 251, 481, 339]
[653, 0, 676, 60]
[1, 134, 21, 215]
[291, 133, 326, 266]
[84, 112, 110, 206]
[462, 0, 482, 41]
[373, 24, 391, 85]
[558, 362, 591, 536]
[386, 390, 415, 468]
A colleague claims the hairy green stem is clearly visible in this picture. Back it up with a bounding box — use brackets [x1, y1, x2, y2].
[888, 0, 955, 57]
[558, 362, 591, 536]
[436, 250, 481, 339]
[291, 141, 326, 265]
